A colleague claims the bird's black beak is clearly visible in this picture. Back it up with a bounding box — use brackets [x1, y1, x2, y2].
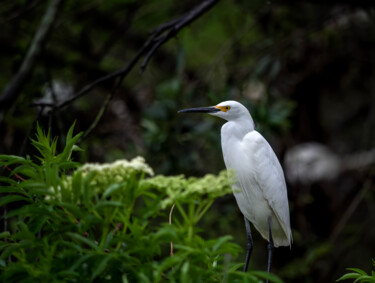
[178, 106, 220, 113]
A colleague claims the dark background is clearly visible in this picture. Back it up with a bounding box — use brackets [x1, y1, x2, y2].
[0, 0, 374, 282]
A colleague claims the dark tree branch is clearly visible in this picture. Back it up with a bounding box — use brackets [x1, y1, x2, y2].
[0, 0, 64, 111]
[30, 0, 220, 111]
[148, 16, 182, 36]
[140, 0, 219, 72]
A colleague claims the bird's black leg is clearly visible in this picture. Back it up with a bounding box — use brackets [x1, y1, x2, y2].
[243, 216, 253, 272]
[266, 216, 274, 283]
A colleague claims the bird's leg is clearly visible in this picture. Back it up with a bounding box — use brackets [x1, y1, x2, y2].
[243, 216, 253, 272]
[266, 216, 274, 282]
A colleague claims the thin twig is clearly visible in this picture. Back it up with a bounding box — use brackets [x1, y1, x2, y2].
[3, 0, 42, 23]
[329, 179, 372, 242]
[0, 0, 64, 111]
[79, 55, 136, 140]
[80, 90, 116, 141]
[5, 166, 26, 182]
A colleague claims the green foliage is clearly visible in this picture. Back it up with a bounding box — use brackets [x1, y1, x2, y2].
[337, 260, 375, 283]
[251, 98, 296, 135]
[0, 124, 282, 282]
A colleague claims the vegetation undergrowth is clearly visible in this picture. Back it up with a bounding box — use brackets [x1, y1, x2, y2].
[337, 259, 375, 283]
[0, 123, 282, 282]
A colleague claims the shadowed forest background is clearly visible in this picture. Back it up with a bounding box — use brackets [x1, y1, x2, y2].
[0, 0, 375, 282]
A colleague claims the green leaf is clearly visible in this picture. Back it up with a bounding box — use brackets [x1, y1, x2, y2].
[354, 275, 375, 283]
[152, 253, 181, 281]
[0, 186, 25, 194]
[0, 195, 30, 207]
[228, 263, 244, 272]
[59, 161, 81, 171]
[11, 164, 38, 179]
[95, 201, 124, 209]
[65, 232, 99, 250]
[0, 241, 32, 260]
[211, 235, 233, 252]
[6, 204, 49, 219]
[102, 231, 114, 250]
[348, 268, 369, 276]
[55, 270, 80, 278]
[137, 272, 151, 283]
[82, 171, 96, 206]
[56, 122, 83, 162]
[30, 123, 55, 161]
[13, 222, 35, 241]
[60, 240, 84, 253]
[0, 232, 10, 239]
[180, 261, 190, 283]
[249, 270, 284, 283]
[173, 244, 198, 254]
[68, 253, 96, 272]
[0, 155, 27, 166]
[102, 183, 125, 199]
[71, 170, 83, 203]
[58, 202, 81, 218]
[337, 273, 361, 281]
[0, 176, 18, 185]
[21, 180, 49, 195]
[91, 255, 112, 280]
[153, 226, 178, 242]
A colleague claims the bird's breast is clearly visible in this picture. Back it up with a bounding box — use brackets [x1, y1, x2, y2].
[220, 127, 272, 222]
[220, 132, 260, 197]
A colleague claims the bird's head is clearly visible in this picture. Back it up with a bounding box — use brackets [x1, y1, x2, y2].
[178, 100, 251, 122]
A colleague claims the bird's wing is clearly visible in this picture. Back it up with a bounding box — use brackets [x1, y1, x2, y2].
[242, 130, 292, 243]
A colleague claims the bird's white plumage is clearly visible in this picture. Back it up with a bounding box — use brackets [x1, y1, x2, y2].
[213, 101, 292, 247]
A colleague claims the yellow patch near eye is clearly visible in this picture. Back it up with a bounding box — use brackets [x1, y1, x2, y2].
[214, 105, 231, 112]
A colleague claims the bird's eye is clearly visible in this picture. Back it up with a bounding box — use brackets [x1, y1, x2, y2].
[216, 105, 231, 112]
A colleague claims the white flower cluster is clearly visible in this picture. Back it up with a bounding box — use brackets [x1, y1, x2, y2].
[48, 156, 155, 202]
[78, 156, 154, 177]
[75, 156, 154, 190]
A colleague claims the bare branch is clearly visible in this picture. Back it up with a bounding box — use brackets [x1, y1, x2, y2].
[141, 0, 219, 72]
[329, 179, 371, 242]
[0, 0, 64, 111]
[30, 0, 220, 111]
[80, 88, 116, 141]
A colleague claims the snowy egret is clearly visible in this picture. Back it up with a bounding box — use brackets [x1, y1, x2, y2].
[179, 100, 292, 275]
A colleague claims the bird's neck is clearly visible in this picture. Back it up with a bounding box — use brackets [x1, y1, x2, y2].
[222, 117, 255, 141]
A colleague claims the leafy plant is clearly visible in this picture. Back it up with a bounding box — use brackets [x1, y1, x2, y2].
[337, 260, 375, 283]
[0, 124, 282, 282]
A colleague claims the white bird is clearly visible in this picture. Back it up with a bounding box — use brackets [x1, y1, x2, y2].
[179, 100, 292, 276]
